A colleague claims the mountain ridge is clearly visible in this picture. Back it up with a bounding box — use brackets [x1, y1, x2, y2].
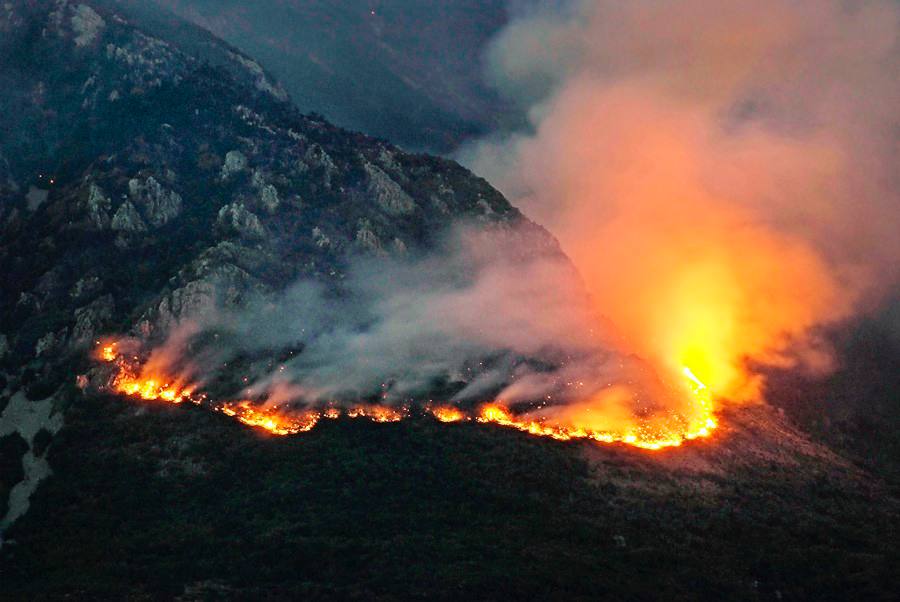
[0, 0, 558, 539]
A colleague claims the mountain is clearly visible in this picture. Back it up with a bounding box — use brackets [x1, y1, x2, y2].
[0, 2, 897, 599]
[0, 0, 542, 366]
[130, 0, 516, 153]
[0, 0, 550, 536]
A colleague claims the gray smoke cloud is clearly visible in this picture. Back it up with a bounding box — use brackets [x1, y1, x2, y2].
[189, 225, 680, 415]
[131, 222, 698, 437]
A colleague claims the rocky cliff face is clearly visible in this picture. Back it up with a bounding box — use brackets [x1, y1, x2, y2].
[0, 0, 556, 532]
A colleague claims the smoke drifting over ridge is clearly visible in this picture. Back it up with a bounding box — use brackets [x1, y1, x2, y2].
[152, 227, 696, 422]
[101, 224, 716, 444]
[222, 227, 602, 402]
[463, 0, 900, 401]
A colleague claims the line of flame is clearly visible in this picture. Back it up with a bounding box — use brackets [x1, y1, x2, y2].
[94, 342, 717, 450]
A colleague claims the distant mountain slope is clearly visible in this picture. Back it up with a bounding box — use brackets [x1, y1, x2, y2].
[130, 0, 516, 152]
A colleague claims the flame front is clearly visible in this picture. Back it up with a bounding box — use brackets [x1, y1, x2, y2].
[429, 405, 466, 423]
[97, 341, 196, 404]
[94, 341, 717, 448]
[219, 401, 321, 435]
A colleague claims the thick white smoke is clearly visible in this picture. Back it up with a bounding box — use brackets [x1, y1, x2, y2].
[202, 225, 684, 421]
[119, 221, 708, 441]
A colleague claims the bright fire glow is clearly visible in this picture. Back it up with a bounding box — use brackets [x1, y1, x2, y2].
[96, 341, 196, 403]
[219, 401, 321, 435]
[94, 340, 717, 448]
[428, 405, 466, 423]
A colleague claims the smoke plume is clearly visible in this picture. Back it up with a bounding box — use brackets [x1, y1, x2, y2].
[116, 223, 714, 443]
[462, 0, 900, 401]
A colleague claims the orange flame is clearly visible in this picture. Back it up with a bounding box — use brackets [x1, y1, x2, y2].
[97, 340, 197, 403]
[99, 344, 117, 363]
[428, 405, 466, 423]
[346, 404, 406, 422]
[219, 401, 320, 435]
[93, 340, 717, 448]
[475, 386, 715, 451]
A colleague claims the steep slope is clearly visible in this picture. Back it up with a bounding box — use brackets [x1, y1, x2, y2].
[0, 0, 543, 358]
[0, 0, 553, 534]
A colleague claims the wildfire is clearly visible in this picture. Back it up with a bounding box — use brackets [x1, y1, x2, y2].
[100, 344, 117, 362]
[346, 404, 406, 422]
[93, 340, 718, 448]
[95, 341, 197, 403]
[428, 405, 466, 423]
[473, 393, 715, 451]
[219, 401, 320, 435]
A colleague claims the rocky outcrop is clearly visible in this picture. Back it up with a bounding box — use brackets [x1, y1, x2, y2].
[71, 295, 115, 344]
[71, 3, 105, 48]
[35, 330, 67, 357]
[252, 170, 281, 213]
[228, 51, 289, 102]
[297, 144, 336, 188]
[312, 227, 331, 249]
[355, 220, 383, 254]
[220, 150, 248, 180]
[216, 202, 265, 240]
[364, 162, 416, 216]
[143, 263, 262, 335]
[69, 276, 102, 302]
[85, 184, 111, 229]
[104, 29, 185, 92]
[0, 0, 551, 537]
[128, 176, 182, 227]
[111, 200, 147, 232]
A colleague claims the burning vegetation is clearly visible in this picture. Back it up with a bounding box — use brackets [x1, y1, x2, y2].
[93, 340, 717, 450]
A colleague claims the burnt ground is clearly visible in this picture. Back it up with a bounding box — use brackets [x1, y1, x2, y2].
[1, 394, 897, 601]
